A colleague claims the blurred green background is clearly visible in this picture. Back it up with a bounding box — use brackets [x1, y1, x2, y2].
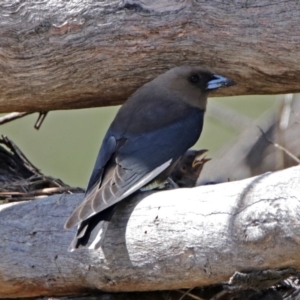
[0, 95, 279, 188]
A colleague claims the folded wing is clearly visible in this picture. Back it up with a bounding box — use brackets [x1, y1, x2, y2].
[65, 108, 204, 231]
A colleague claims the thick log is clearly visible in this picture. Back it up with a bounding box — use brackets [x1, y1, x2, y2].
[0, 1, 300, 112]
[0, 165, 300, 298]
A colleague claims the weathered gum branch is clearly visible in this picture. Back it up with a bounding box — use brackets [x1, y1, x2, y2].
[0, 165, 300, 298]
[0, 1, 300, 112]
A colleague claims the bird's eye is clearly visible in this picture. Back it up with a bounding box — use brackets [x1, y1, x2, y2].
[190, 74, 200, 83]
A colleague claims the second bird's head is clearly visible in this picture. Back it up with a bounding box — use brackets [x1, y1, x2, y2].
[152, 66, 236, 110]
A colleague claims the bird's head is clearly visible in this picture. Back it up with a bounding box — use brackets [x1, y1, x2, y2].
[155, 66, 236, 110]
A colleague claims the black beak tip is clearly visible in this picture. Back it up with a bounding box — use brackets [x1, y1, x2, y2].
[226, 79, 237, 87]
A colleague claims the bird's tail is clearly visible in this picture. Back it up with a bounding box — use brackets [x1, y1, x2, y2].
[68, 205, 116, 251]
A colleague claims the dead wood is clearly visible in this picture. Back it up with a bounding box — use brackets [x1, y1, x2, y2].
[0, 136, 83, 202]
[1, 1, 300, 112]
[0, 165, 300, 298]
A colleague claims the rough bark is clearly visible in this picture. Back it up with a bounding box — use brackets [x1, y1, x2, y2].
[0, 165, 300, 298]
[1, 1, 300, 112]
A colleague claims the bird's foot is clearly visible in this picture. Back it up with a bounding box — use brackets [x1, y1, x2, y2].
[140, 177, 178, 191]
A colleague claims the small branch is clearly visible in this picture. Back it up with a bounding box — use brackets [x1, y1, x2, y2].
[209, 290, 228, 300]
[0, 111, 49, 130]
[258, 127, 300, 164]
[34, 111, 48, 130]
[1, 135, 43, 175]
[0, 186, 84, 202]
[0, 112, 33, 125]
[0, 136, 84, 202]
[178, 288, 204, 300]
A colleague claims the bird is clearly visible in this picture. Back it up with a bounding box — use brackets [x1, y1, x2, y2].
[170, 149, 211, 187]
[64, 66, 236, 251]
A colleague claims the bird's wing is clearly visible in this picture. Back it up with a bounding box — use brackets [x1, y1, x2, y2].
[64, 135, 117, 229]
[65, 109, 203, 229]
[85, 135, 117, 192]
[65, 149, 173, 229]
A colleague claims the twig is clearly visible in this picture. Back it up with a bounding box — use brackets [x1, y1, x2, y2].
[0, 112, 33, 125]
[258, 127, 300, 164]
[1, 135, 43, 174]
[209, 290, 228, 300]
[0, 137, 84, 203]
[0, 186, 83, 198]
[34, 111, 48, 130]
[0, 111, 49, 130]
[177, 288, 204, 300]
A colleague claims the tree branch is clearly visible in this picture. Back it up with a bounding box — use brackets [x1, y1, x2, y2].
[1, 1, 300, 112]
[1, 165, 300, 298]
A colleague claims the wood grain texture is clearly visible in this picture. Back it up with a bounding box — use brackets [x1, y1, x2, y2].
[0, 1, 300, 112]
[0, 165, 300, 298]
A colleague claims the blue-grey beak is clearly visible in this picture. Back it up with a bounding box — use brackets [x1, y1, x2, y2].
[206, 75, 236, 90]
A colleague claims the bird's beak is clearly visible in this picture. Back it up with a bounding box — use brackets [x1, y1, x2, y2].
[206, 75, 236, 90]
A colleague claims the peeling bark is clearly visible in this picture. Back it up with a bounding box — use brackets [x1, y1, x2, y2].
[0, 1, 300, 112]
[0, 165, 300, 298]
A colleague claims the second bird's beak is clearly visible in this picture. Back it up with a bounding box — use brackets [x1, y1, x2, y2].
[206, 75, 236, 90]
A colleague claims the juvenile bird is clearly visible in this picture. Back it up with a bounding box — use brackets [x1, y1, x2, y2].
[65, 66, 235, 251]
[171, 149, 211, 187]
